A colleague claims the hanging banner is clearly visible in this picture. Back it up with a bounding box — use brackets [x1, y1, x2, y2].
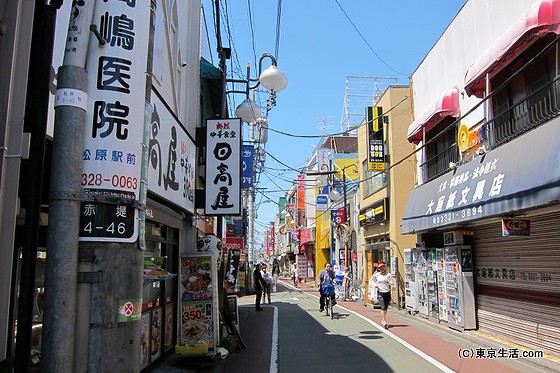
[224, 249, 241, 294]
[205, 119, 242, 215]
[242, 145, 254, 189]
[80, 0, 150, 242]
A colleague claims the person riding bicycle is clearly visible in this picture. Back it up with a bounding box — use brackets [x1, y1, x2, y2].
[318, 262, 336, 312]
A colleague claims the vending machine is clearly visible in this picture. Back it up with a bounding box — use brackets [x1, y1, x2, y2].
[404, 249, 418, 313]
[444, 245, 476, 330]
[436, 248, 448, 322]
[416, 252, 429, 318]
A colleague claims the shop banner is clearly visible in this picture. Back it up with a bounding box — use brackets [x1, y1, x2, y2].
[224, 249, 241, 293]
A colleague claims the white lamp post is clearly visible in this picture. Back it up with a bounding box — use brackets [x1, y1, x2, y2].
[227, 53, 288, 123]
[225, 53, 287, 271]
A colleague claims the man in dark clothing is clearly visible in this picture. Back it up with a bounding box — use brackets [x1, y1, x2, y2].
[318, 262, 336, 312]
[253, 262, 265, 311]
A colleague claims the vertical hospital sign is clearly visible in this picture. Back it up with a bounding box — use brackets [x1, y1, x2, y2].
[205, 119, 242, 215]
[79, 0, 150, 242]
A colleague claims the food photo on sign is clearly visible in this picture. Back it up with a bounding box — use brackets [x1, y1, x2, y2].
[178, 254, 217, 355]
[180, 256, 213, 302]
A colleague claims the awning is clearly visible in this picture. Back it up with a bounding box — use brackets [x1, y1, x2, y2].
[200, 57, 222, 79]
[407, 88, 460, 144]
[401, 115, 560, 234]
[464, 0, 560, 98]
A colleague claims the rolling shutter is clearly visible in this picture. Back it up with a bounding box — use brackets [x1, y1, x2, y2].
[471, 212, 560, 356]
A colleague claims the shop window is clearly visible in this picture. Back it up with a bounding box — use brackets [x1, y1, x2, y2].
[141, 220, 179, 371]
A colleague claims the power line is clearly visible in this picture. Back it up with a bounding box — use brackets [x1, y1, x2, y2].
[333, 0, 407, 76]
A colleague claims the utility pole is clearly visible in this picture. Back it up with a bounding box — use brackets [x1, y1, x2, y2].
[75, 1, 155, 372]
[42, 1, 95, 372]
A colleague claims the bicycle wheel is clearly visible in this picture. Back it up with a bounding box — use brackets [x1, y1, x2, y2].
[330, 296, 334, 319]
[325, 297, 330, 316]
[350, 286, 364, 302]
[334, 284, 342, 300]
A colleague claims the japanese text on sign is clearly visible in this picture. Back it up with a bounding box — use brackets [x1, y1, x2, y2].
[205, 119, 241, 215]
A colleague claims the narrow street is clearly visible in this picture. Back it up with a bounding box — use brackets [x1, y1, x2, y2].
[273, 285, 445, 373]
[156, 280, 558, 373]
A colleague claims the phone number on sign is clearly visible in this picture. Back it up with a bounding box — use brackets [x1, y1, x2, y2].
[82, 173, 138, 190]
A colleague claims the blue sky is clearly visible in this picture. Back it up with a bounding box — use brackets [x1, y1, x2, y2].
[201, 0, 466, 247]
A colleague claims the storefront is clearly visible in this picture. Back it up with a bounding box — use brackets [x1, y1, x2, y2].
[140, 200, 184, 369]
[470, 212, 560, 356]
[401, 118, 560, 355]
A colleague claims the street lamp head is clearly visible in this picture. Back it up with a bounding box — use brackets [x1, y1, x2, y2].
[235, 98, 262, 123]
[259, 64, 287, 92]
[328, 189, 340, 201]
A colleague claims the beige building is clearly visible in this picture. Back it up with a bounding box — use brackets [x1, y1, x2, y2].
[357, 85, 417, 308]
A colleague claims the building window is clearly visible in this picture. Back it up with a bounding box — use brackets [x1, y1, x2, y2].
[419, 117, 459, 182]
[361, 160, 387, 197]
[487, 35, 560, 148]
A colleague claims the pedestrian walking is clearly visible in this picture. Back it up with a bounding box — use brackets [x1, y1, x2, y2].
[291, 261, 298, 287]
[271, 259, 280, 292]
[370, 262, 394, 328]
[261, 264, 272, 303]
[253, 262, 265, 311]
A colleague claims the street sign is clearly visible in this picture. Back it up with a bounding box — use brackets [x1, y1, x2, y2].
[79, 201, 137, 242]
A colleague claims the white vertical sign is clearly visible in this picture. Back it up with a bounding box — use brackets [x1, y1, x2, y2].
[80, 0, 150, 242]
[205, 119, 242, 215]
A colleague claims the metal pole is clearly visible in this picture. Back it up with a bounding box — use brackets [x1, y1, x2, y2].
[42, 1, 95, 372]
[248, 122, 256, 265]
[343, 171, 350, 298]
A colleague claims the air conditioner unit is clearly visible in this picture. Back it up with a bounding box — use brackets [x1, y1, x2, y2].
[443, 231, 464, 246]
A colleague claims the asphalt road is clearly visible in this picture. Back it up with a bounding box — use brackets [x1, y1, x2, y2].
[156, 282, 558, 373]
[271, 285, 446, 373]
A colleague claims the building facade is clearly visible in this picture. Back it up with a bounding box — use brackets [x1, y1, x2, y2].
[356, 86, 417, 308]
[402, 0, 560, 357]
[1, 1, 227, 371]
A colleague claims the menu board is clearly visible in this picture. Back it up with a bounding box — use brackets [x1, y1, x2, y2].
[177, 255, 218, 356]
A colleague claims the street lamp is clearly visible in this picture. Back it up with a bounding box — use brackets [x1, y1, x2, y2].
[225, 53, 287, 273]
[227, 53, 288, 123]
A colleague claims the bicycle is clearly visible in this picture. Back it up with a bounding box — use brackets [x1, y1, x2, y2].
[334, 278, 364, 303]
[322, 283, 335, 319]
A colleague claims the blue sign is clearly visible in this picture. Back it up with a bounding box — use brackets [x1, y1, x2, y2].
[242, 145, 254, 189]
[316, 195, 328, 211]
